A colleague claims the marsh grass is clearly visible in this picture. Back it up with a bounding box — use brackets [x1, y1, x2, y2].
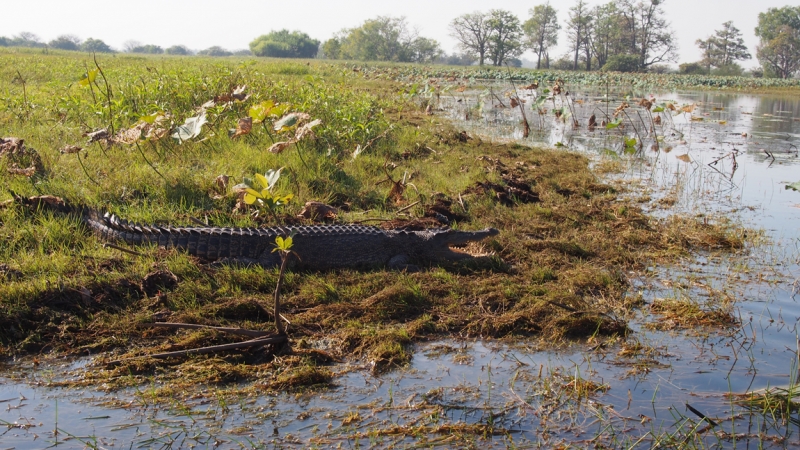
[0, 51, 756, 399]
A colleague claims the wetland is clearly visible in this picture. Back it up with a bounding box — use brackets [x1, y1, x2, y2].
[1, 50, 799, 448]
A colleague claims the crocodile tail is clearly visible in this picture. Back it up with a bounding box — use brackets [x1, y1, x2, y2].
[84, 211, 165, 247]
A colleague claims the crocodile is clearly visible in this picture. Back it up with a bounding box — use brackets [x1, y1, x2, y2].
[86, 211, 499, 270]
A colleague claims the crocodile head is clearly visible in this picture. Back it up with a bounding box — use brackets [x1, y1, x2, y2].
[416, 227, 500, 261]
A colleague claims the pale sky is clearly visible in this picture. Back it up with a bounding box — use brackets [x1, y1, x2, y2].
[2, 0, 788, 68]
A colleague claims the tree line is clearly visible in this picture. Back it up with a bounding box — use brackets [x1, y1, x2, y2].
[0, 33, 249, 57]
[1, 3, 798, 78]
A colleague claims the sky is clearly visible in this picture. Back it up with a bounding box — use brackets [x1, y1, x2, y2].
[1, 0, 790, 68]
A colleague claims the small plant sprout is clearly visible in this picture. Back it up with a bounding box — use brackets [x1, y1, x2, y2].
[235, 168, 293, 219]
[272, 233, 296, 335]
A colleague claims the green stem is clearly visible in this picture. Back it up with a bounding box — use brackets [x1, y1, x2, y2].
[76, 154, 100, 186]
[135, 142, 166, 181]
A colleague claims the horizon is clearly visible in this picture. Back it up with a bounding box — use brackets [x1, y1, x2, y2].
[2, 0, 792, 69]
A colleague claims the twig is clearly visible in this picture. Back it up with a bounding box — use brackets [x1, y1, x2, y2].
[106, 335, 286, 365]
[189, 216, 207, 226]
[396, 201, 420, 214]
[143, 322, 272, 338]
[103, 243, 144, 257]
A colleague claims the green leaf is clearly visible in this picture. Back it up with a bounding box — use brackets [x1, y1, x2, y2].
[255, 173, 270, 190]
[605, 119, 623, 130]
[79, 69, 98, 87]
[652, 106, 664, 113]
[624, 137, 637, 148]
[171, 111, 207, 142]
[786, 181, 800, 192]
[243, 191, 259, 205]
[248, 100, 274, 123]
[273, 235, 294, 252]
[139, 111, 164, 124]
[274, 113, 301, 131]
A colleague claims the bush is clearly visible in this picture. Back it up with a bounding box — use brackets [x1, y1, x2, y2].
[197, 46, 232, 57]
[165, 45, 191, 55]
[80, 38, 114, 53]
[250, 30, 319, 59]
[602, 54, 641, 73]
[130, 44, 164, 54]
[678, 62, 708, 75]
[711, 63, 744, 77]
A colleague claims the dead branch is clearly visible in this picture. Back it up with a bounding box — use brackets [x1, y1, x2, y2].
[143, 322, 272, 338]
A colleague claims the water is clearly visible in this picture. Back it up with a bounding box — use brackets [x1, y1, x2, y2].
[2, 88, 800, 448]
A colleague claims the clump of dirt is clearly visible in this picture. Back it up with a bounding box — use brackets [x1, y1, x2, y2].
[141, 269, 178, 296]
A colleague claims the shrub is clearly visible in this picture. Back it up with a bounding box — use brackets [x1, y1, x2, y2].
[602, 54, 641, 73]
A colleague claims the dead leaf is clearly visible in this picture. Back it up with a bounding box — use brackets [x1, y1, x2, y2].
[215, 175, 229, 192]
[675, 154, 692, 163]
[231, 117, 252, 139]
[680, 104, 695, 114]
[60, 145, 83, 154]
[268, 141, 294, 154]
[85, 129, 110, 143]
[297, 201, 338, 221]
[294, 119, 321, 141]
[7, 165, 36, 177]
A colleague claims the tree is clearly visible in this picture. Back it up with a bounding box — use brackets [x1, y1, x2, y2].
[755, 6, 800, 78]
[523, 3, 560, 69]
[321, 37, 342, 59]
[566, 0, 593, 70]
[450, 12, 493, 66]
[250, 30, 320, 58]
[326, 16, 441, 63]
[197, 46, 233, 57]
[486, 10, 523, 67]
[165, 45, 191, 55]
[130, 44, 164, 54]
[12, 32, 45, 48]
[696, 21, 750, 70]
[49, 35, 81, 51]
[757, 26, 800, 79]
[80, 38, 114, 53]
[615, 0, 677, 69]
[590, 2, 625, 69]
[122, 41, 142, 53]
[602, 54, 641, 72]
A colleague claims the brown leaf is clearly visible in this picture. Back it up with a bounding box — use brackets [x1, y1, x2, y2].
[653, 115, 662, 125]
[388, 181, 406, 203]
[60, 145, 83, 154]
[0, 137, 24, 154]
[680, 104, 695, 114]
[294, 119, 321, 141]
[85, 128, 110, 143]
[232, 117, 252, 139]
[588, 114, 597, 129]
[215, 174, 229, 192]
[7, 165, 36, 177]
[116, 122, 148, 144]
[297, 201, 338, 221]
[268, 141, 294, 154]
[675, 154, 692, 163]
